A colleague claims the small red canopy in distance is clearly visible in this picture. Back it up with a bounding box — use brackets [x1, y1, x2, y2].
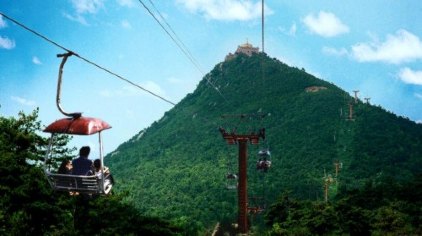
[44, 117, 111, 135]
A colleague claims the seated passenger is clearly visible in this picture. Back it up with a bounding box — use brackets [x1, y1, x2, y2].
[72, 146, 93, 175]
[93, 159, 114, 186]
[227, 173, 238, 179]
[58, 159, 72, 174]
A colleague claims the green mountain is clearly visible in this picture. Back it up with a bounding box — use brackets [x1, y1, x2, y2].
[105, 52, 422, 230]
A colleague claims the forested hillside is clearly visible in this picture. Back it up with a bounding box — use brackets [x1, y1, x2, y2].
[0, 109, 182, 235]
[106, 52, 422, 233]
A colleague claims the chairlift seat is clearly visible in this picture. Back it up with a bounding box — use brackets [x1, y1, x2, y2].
[226, 185, 237, 190]
[46, 172, 113, 194]
[43, 116, 113, 195]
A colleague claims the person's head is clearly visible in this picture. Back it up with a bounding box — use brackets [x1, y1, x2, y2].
[93, 159, 101, 171]
[58, 159, 72, 174]
[79, 146, 90, 158]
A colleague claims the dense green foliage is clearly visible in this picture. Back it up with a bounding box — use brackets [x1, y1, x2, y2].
[0, 109, 182, 235]
[106, 53, 422, 233]
[3, 53, 420, 235]
[266, 175, 422, 235]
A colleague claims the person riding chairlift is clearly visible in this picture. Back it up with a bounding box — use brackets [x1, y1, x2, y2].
[93, 159, 114, 186]
[256, 157, 271, 171]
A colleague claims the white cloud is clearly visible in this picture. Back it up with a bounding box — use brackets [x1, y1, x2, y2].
[352, 30, 422, 64]
[0, 15, 7, 28]
[141, 81, 166, 97]
[0, 36, 15, 49]
[302, 11, 349, 37]
[289, 23, 297, 36]
[66, 0, 104, 25]
[32, 56, 42, 65]
[121, 20, 132, 29]
[71, 0, 104, 14]
[398, 68, 422, 85]
[322, 46, 348, 56]
[11, 96, 36, 106]
[279, 23, 297, 36]
[63, 12, 89, 25]
[177, 0, 269, 21]
[416, 120, 422, 124]
[116, 0, 135, 7]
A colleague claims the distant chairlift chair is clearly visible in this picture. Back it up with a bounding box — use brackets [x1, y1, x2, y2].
[226, 173, 238, 190]
[256, 149, 271, 172]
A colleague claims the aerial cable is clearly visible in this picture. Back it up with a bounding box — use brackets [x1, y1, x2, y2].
[0, 12, 176, 106]
[137, 0, 228, 103]
[147, 0, 201, 75]
[261, 0, 265, 53]
[146, 0, 226, 101]
[0, 11, 224, 142]
[137, 0, 203, 74]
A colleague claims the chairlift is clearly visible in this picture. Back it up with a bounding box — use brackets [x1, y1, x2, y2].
[43, 52, 113, 195]
[247, 196, 265, 214]
[226, 173, 238, 190]
[256, 149, 271, 172]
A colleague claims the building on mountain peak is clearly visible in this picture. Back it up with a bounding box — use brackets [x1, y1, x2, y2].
[225, 41, 260, 61]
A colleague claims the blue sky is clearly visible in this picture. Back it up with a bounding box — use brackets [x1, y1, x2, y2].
[1, 0, 422, 156]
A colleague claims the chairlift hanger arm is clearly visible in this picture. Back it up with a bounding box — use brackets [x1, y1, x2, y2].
[56, 51, 82, 118]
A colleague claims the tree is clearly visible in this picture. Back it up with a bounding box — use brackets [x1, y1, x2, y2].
[0, 108, 75, 235]
[0, 108, 183, 235]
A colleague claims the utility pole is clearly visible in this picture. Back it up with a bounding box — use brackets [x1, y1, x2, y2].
[347, 102, 355, 121]
[364, 97, 371, 104]
[353, 90, 359, 103]
[323, 172, 334, 203]
[334, 160, 341, 177]
[219, 126, 265, 234]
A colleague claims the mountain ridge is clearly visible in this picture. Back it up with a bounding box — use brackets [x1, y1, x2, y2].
[105, 52, 422, 229]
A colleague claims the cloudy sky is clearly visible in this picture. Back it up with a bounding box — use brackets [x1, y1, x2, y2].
[1, 0, 421, 155]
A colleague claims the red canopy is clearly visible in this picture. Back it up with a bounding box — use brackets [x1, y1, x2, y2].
[44, 117, 111, 135]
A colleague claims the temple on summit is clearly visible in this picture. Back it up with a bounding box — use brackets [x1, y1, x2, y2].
[225, 41, 260, 61]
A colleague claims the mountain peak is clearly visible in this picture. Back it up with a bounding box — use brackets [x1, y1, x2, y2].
[225, 41, 260, 61]
[106, 51, 422, 230]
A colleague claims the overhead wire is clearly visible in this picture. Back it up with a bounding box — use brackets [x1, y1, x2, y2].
[1, 11, 228, 167]
[138, 1, 227, 130]
[137, 0, 228, 103]
[0, 11, 176, 106]
[147, 0, 202, 75]
[1, 8, 239, 131]
[138, 1, 245, 186]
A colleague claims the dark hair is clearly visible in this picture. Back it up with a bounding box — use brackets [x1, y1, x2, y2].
[79, 146, 90, 157]
[93, 159, 101, 170]
[58, 159, 71, 174]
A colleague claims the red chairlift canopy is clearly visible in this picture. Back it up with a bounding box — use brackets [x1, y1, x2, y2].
[44, 116, 111, 135]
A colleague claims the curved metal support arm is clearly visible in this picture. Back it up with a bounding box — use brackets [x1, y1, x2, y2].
[56, 52, 82, 118]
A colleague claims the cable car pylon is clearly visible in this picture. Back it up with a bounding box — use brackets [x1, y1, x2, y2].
[219, 124, 265, 234]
